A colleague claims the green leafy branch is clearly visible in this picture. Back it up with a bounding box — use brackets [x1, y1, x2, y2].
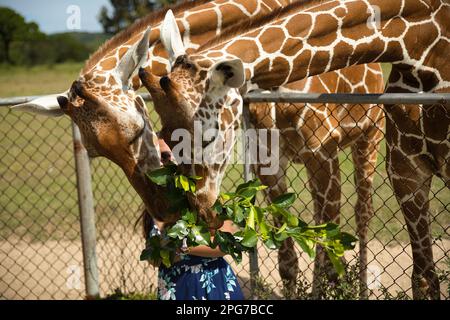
[141, 164, 357, 276]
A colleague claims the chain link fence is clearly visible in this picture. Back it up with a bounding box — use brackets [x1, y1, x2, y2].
[0, 93, 449, 300]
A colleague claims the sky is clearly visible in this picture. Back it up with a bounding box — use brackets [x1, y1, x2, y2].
[0, 0, 112, 34]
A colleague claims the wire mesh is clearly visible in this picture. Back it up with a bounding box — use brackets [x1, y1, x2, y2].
[0, 98, 448, 300]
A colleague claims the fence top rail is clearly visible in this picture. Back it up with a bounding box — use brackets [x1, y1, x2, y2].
[243, 92, 450, 105]
[1, 92, 450, 107]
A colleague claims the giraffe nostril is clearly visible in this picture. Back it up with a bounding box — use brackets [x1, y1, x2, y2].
[138, 67, 147, 79]
[160, 76, 171, 91]
[161, 151, 173, 163]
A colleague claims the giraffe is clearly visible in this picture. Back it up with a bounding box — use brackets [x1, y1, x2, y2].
[156, 0, 450, 299]
[247, 65, 385, 298]
[139, 8, 385, 298]
[10, 0, 299, 224]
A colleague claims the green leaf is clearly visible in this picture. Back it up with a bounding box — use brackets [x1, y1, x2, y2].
[327, 251, 344, 277]
[263, 238, 277, 250]
[233, 204, 245, 223]
[181, 210, 197, 224]
[277, 223, 287, 234]
[272, 193, 296, 208]
[235, 179, 267, 199]
[160, 250, 171, 268]
[167, 220, 189, 239]
[188, 179, 197, 193]
[340, 232, 358, 249]
[255, 207, 269, 237]
[241, 228, 258, 248]
[191, 225, 210, 246]
[274, 230, 289, 242]
[175, 175, 190, 191]
[146, 166, 174, 186]
[247, 206, 256, 230]
[292, 235, 316, 258]
[287, 214, 299, 227]
[139, 248, 153, 261]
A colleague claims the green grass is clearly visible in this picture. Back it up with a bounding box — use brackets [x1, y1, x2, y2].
[0, 63, 448, 244]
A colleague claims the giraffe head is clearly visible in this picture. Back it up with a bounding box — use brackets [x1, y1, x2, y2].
[138, 10, 246, 223]
[11, 28, 177, 222]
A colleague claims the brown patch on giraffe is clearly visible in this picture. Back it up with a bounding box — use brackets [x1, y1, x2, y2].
[267, 57, 290, 87]
[307, 14, 339, 47]
[245, 68, 251, 80]
[404, 23, 439, 61]
[400, 134, 423, 155]
[310, 51, 331, 76]
[227, 40, 260, 63]
[424, 39, 450, 81]
[100, 57, 117, 71]
[93, 76, 106, 84]
[281, 38, 303, 56]
[240, 0, 258, 14]
[378, 41, 404, 62]
[83, 73, 93, 82]
[423, 104, 450, 141]
[417, 70, 439, 91]
[206, 52, 224, 58]
[186, 11, 218, 35]
[220, 3, 251, 26]
[380, 19, 407, 38]
[118, 47, 129, 60]
[334, 6, 347, 18]
[151, 60, 169, 77]
[351, 38, 385, 66]
[108, 77, 118, 87]
[288, 50, 311, 82]
[259, 27, 286, 54]
[328, 41, 353, 71]
[285, 14, 312, 38]
[220, 108, 233, 131]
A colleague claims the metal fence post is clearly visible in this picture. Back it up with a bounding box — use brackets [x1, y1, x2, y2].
[241, 102, 259, 299]
[71, 121, 100, 299]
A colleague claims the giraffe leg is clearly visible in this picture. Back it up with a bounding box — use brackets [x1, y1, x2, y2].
[386, 142, 440, 299]
[351, 119, 384, 299]
[303, 150, 341, 299]
[254, 157, 300, 297]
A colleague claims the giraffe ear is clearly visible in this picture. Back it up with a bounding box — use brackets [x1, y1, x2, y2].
[161, 9, 186, 66]
[115, 27, 151, 87]
[10, 92, 67, 117]
[210, 59, 245, 88]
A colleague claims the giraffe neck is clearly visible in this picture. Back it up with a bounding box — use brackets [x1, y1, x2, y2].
[196, 0, 449, 93]
[82, 0, 295, 88]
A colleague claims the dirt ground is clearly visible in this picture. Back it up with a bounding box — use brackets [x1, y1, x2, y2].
[0, 234, 448, 300]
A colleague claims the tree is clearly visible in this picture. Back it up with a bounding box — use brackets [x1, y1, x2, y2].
[0, 7, 40, 63]
[98, 0, 177, 34]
